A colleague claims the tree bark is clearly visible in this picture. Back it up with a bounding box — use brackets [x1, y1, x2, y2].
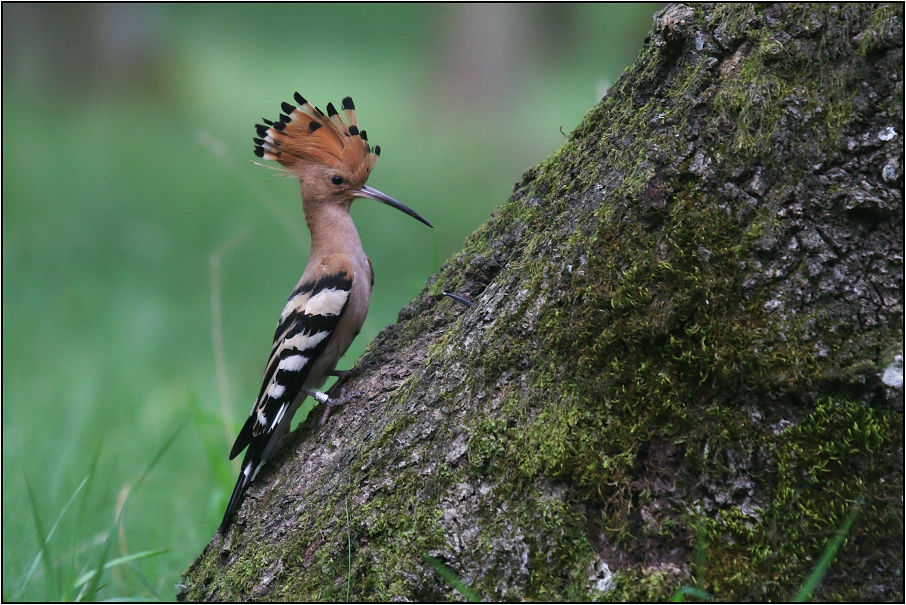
[180, 3, 903, 601]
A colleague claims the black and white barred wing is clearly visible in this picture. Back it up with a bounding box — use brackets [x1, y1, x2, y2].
[219, 255, 353, 532]
[230, 261, 353, 459]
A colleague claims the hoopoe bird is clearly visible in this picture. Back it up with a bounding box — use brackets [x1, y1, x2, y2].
[219, 93, 432, 533]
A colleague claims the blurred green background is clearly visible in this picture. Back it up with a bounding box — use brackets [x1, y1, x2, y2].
[3, 3, 659, 600]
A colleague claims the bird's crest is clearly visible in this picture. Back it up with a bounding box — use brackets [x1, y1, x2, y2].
[253, 93, 380, 178]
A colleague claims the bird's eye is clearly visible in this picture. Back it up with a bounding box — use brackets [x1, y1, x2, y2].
[331, 175, 344, 185]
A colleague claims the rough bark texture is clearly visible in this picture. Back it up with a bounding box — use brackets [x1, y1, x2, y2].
[180, 4, 903, 601]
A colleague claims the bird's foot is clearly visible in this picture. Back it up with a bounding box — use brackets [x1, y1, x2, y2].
[324, 368, 355, 381]
[302, 385, 363, 426]
[325, 361, 373, 385]
[320, 386, 366, 426]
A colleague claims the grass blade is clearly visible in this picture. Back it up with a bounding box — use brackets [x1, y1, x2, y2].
[73, 550, 169, 590]
[80, 422, 187, 601]
[794, 503, 861, 602]
[210, 231, 248, 442]
[671, 585, 715, 601]
[670, 518, 715, 602]
[188, 391, 235, 492]
[14, 473, 91, 598]
[345, 497, 352, 602]
[127, 421, 189, 505]
[24, 474, 60, 600]
[422, 553, 481, 602]
[123, 559, 163, 601]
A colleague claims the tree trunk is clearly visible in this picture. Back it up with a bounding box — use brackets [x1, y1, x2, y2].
[179, 4, 903, 601]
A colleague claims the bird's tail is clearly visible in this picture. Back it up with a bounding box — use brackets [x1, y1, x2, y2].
[218, 451, 262, 534]
[219, 402, 298, 533]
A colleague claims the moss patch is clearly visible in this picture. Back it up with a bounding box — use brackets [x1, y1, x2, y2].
[181, 4, 903, 601]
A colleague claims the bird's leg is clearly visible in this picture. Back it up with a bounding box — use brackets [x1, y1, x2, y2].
[318, 389, 349, 426]
[325, 358, 377, 384]
[301, 386, 331, 405]
[300, 385, 363, 426]
[324, 368, 355, 380]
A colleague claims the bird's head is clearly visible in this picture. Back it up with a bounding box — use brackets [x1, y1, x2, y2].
[254, 94, 431, 227]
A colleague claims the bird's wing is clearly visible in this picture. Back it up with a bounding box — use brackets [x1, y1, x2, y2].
[220, 253, 354, 531]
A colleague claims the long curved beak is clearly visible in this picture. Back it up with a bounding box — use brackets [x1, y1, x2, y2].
[353, 185, 433, 228]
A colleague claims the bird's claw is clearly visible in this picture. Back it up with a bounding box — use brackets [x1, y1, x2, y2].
[318, 387, 365, 426]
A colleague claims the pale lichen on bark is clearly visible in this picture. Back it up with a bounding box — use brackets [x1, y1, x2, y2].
[180, 3, 903, 601]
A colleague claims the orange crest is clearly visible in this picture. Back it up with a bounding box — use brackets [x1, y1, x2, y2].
[253, 93, 380, 180]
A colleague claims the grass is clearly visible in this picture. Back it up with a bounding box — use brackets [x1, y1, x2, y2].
[422, 554, 482, 603]
[669, 504, 863, 602]
[10, 425, 184, 601]
[12, 474, 89, 600]
[345, 497, 352, 602]
[793, 502, 862, 603]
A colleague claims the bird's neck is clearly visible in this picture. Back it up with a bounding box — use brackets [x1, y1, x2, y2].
[304, 201, 365, 262]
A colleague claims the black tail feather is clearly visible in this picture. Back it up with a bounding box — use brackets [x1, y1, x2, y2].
[229, 413, 256, 460]
[219, 465, 250, 533]
[219, 445, 263, 533]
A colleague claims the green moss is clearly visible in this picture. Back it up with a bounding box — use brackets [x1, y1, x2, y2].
[347, 488, 447, 600]
[181, 5, 902, 600]
[441, 3, 902, 600]
[859, 3, 903, 55]
[607, 566, 684, 601]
